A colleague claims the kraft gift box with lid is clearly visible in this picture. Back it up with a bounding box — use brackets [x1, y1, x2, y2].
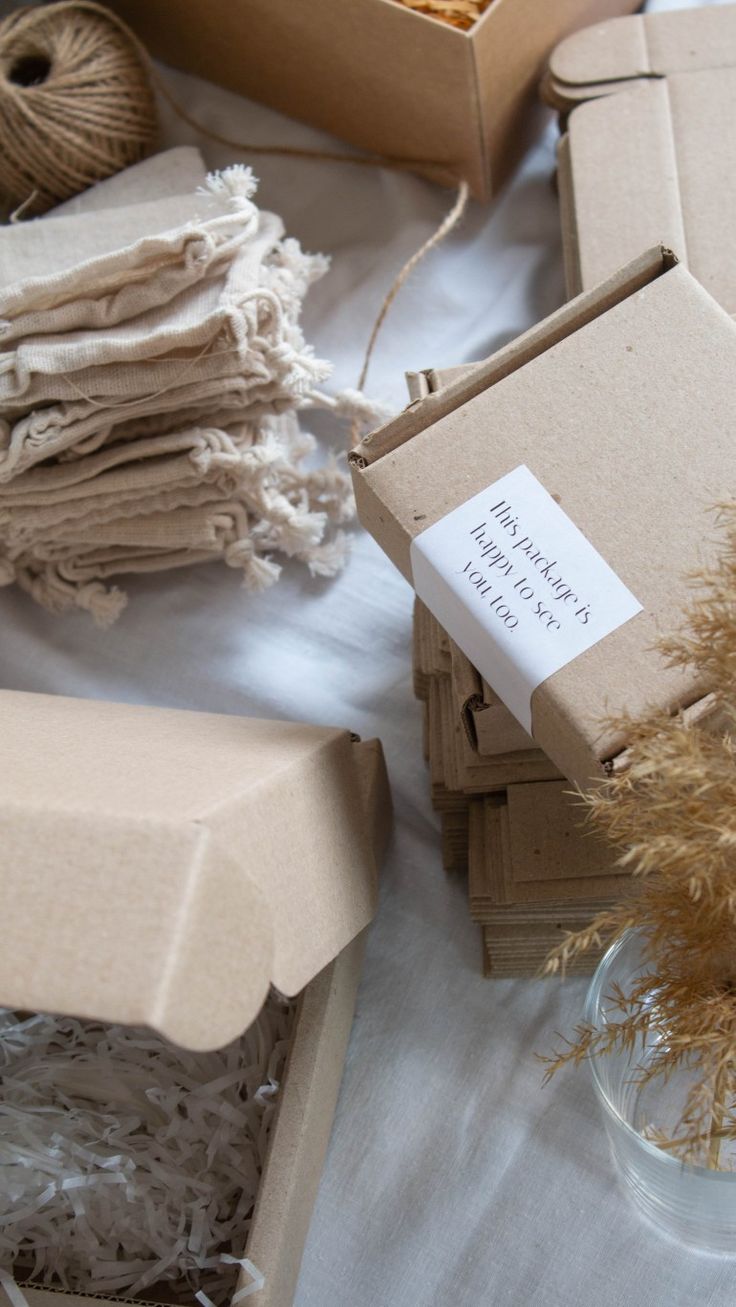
[105, 0, 639, 202]
[351, 246, 736, 792]
[543, 3, 736, 310]
[0, 689, 391, 1307]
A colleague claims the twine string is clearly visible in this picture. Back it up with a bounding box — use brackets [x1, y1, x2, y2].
[356, 180, 470, 395]
[0, 0, 156, 216]
[145, 35, 470, 398]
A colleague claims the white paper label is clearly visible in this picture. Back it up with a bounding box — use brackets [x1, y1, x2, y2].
[410, 465, 642, 735]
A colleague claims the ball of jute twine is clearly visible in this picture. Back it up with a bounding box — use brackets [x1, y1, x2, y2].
[0, 1, 157, 218]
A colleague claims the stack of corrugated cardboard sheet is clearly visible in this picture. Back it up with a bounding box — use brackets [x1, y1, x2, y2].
[413, 599, 630, 975]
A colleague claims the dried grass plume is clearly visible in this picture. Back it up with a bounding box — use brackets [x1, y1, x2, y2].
[542, 506, 736, 1167]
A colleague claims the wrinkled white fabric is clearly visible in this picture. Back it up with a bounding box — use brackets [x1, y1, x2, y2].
[1, 1, 735, 1304]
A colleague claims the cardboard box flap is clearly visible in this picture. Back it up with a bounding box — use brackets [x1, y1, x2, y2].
[405, 364, 480, 403]
[506, 781, 614, 884]
[547, 4, 736, 103]
[351, 244, 675, 474]
[0, 690, 384, 1050]
[352, 251, 736, 788]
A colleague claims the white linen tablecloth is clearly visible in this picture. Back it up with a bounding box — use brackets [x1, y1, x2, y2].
[2, 1, 735, 1302]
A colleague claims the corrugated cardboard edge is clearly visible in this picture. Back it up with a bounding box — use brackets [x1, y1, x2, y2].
[407, 373, 487, 755]
[556, 132, 583, 298]
[606, 692, 725, 776]
[245, 935, 365, 1307]
[450, 639, 485, 750]
[405, 370, 432, 403]
[238, 736, 390, 1307]
[405, 364, 475, 404]
[350, 243, 677, 473]
[541, 69, 643, 115]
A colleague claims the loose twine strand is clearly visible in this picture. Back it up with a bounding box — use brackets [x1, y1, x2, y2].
[356, 180, 469, 394]
[0, 0, 470, 403]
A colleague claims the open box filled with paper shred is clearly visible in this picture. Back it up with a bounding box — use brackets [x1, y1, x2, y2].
[107, 0, 640, 202]
[0, 690, 391, 1307]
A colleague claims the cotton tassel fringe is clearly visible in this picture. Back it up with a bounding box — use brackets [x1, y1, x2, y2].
[0, 165, 386, 623]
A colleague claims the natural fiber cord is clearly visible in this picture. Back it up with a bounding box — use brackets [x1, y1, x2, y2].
[0, 1, 156, 217]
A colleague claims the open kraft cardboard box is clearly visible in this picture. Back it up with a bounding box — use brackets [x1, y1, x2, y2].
[542, 3, 736, 309]
[350, 245, 736, 790]
[0, 690, 391, 1307]
[106, 0, 639, 202]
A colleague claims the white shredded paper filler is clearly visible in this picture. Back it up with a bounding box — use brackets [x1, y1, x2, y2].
[0, 997, 295, 1303]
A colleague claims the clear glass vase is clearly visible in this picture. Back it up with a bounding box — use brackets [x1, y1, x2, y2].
[585, 930, 736, 1253]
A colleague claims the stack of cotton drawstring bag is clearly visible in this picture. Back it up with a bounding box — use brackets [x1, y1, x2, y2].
[0, 146, 373, 625]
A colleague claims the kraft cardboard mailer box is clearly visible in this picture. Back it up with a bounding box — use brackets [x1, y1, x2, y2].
[351, 246, 736, 791]
[543, 4, 736, 308]
[0, 690, 391, 1307]
[107, 0, 640, 202]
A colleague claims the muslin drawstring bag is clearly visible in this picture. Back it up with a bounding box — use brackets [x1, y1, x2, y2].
[0, 213, 288, 408]
[1, 410, 357, 622]
[0, 437, 242, 550]
[0, 166, 259, 342]
[0, 145, 375, 622]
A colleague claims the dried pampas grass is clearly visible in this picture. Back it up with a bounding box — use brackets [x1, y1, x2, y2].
[542, 505, 736, 1167]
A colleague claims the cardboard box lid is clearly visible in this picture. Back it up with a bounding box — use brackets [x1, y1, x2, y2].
[351, 247, 734, 788]
[0, 690, 386, 1051]
[545, 4, 736, 109]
